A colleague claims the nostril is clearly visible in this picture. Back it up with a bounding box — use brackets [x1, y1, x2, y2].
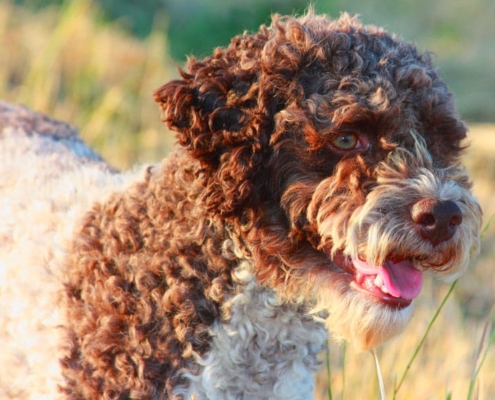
[411, 199, 463, 246]
[413, 211, 435, 226]
[449, 212, 463, 228]
[411, 199, 438, 226]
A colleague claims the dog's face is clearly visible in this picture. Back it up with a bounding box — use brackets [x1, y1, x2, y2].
[155, 13, 482, 349]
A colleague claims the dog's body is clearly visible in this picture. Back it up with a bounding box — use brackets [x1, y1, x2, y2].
[0, 12, 482, 400]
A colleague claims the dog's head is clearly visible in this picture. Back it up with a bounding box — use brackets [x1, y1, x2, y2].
[155, 12, 482, 349]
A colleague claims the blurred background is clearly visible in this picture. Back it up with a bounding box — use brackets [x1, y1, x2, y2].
[1, 0, 494, 398]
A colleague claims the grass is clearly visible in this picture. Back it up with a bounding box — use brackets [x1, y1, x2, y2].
[317, 276, 495, 399]
[1, 1, 494, 398]
[392, 280, 460, 399]
[468, 306, 495, 400]
[0, 0, 177, 168]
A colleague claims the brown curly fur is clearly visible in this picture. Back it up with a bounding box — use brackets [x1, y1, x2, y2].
[59, 12, 479, 399]
[154, 12, 466, 298]
[61, 150, 237, 398]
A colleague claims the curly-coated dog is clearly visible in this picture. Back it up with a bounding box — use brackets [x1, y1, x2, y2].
[0, 12, 482, 400]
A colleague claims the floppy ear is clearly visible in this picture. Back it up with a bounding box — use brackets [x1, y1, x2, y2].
[154, 32, 276, 218]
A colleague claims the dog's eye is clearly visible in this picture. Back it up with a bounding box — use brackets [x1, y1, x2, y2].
[331, 133, 359, 150]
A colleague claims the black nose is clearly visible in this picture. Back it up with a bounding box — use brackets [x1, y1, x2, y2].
[411, 199, 463, 246]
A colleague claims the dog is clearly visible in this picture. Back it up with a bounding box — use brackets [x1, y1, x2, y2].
[0, 11, 482, 399]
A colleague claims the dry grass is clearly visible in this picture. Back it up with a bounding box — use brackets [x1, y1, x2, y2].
[1, 1, 494, 398]
[0, 0, 177, 168]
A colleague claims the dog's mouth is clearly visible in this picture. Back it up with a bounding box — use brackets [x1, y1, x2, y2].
[333, 252, 423, 308]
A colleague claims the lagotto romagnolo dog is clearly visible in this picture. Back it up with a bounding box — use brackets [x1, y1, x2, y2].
[0, 12, 482, 400]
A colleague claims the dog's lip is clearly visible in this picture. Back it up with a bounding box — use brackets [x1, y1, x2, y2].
[349, 274, 414, 308]
[332, 252, 422, 309]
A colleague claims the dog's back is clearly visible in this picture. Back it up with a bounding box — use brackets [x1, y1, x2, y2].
[0, 102, 142, 398]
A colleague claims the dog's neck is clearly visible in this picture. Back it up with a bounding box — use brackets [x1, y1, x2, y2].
[174, 257, 327, 400]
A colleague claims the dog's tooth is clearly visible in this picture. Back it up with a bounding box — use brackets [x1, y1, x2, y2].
[381, 285, 389, 294]
[374, 274, 383, 287]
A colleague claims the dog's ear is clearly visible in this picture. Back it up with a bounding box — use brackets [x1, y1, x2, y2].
[154, 36, 276, 218]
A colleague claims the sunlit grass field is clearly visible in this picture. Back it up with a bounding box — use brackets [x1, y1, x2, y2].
[1, 0, 177, 168]
[1, 1, 494, 398]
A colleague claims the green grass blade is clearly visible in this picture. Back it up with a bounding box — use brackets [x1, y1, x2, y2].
[372, 349, 386, 400]
[394, 280, 458, 398]
[342, 341, 346, 400]
[481, 213, 495, 238]
[325, 339, 333, 400]
[467, 305, 495, 400]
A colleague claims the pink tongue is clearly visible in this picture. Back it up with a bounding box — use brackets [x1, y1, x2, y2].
[352, 258, 423, 300]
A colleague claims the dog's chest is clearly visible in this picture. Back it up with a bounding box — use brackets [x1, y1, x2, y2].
[177, 279, 327, 400]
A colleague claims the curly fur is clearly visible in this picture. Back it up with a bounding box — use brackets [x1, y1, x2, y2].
[0, 11, 482, 400]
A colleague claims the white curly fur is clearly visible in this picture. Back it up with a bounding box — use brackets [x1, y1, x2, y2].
[0, 124, 149, 399]
[176, 254, 327, 400]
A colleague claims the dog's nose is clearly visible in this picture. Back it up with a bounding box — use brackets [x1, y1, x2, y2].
[411, 199, 463, 246]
